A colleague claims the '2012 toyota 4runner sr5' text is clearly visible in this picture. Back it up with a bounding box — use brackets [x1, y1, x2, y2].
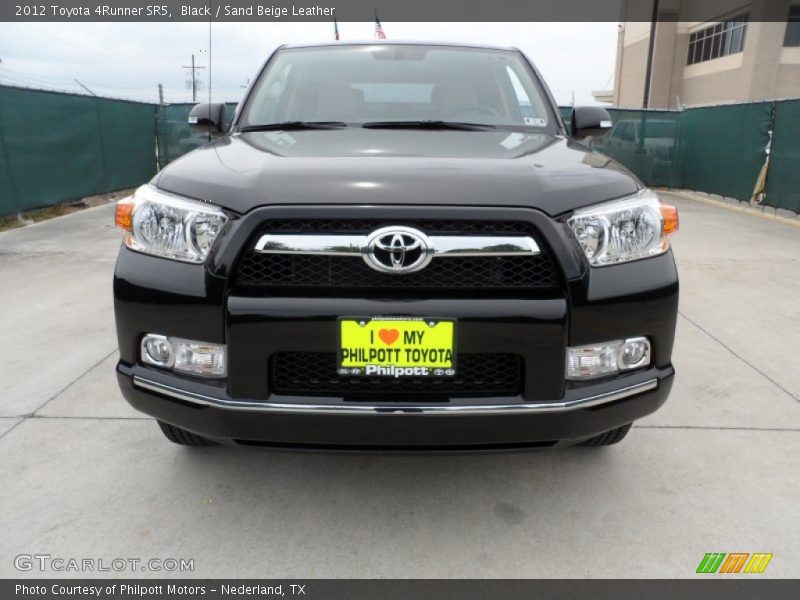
[114, 42, 679, 450]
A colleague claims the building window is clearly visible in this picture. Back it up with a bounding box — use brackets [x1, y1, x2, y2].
[785, 4, 800, 47]
[687, 14, 748, 65]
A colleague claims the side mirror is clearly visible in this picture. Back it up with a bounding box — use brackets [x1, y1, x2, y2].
[188, 103, 226, 135]
[570, 106, 613, 138]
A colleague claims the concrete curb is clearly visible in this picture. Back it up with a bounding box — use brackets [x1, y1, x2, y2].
[659, 189, 800, 231]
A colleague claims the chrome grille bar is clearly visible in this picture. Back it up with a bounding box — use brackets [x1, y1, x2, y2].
[254, 234, 540, 257]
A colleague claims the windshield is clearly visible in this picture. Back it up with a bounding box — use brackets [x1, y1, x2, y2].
[239, 44, 555, 131]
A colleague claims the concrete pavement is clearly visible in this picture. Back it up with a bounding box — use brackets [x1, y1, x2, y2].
[0, 193, 798, 578]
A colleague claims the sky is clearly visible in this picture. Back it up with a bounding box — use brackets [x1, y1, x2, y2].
[0, 21, 619, 105]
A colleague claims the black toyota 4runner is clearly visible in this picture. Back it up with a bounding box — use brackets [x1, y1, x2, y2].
[114, 42, 679, 450]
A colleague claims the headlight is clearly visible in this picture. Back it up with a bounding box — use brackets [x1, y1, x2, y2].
[567, 190, 678, 266]
[115, 185, 228, 263]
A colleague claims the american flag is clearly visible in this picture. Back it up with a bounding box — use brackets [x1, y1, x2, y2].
[375, 12, 386, 39]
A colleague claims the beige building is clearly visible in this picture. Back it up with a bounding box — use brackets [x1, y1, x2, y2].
[613, 0, 800, 108]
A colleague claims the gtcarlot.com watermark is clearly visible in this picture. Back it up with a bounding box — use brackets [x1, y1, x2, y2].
[14, 554, 194, 573]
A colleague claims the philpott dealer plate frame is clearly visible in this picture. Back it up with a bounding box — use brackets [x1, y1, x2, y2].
[338, 317, 457, 378]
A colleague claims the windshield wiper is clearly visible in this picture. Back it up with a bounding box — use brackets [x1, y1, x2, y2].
[362, 120, 496, 131]
[240, 121, 348, 132]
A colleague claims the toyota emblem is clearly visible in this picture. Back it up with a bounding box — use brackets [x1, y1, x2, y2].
[363, 226, 433, 274]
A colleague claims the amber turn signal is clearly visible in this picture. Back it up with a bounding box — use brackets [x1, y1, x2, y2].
[115, 199, 135, 231]
[660, 203, 679, 235]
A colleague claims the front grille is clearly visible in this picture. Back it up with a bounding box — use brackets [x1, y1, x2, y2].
[271, 352, 523, 398]
[234, 219, 561, 291]
[253, 219, 538, 234]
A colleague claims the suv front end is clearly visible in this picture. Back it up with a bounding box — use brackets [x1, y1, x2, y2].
[113, 42, 678, 450]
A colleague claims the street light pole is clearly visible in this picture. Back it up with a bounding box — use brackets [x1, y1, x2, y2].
[642, 0, 660, 109]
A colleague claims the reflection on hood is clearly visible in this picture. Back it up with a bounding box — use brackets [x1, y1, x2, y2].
[236, 128, 556, 159]
[155, 128, 640, 216]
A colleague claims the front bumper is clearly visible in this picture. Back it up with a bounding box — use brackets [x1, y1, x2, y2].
[114, 203, 678, 450]
[117, 362, 673, 450]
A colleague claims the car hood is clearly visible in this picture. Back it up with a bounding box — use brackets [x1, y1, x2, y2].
[154, 129, 640, 217]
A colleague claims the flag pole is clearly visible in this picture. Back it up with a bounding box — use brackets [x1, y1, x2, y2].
[374, 8, 386, 39]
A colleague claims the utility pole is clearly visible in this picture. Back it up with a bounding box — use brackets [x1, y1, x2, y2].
[158, 83, 164, 105]
[181, 54, 205, 102]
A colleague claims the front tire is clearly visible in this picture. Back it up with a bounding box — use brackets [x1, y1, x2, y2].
[577, 423, 632, 447]
[157, 421, 216, 446]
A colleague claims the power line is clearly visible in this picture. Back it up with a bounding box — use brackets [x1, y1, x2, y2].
[0, 72, 86, 93]
[66, 25, 176, 69]
[20, 23, 175, 71]
[0, 66, 77, 84]
[22, 23, 103, 56]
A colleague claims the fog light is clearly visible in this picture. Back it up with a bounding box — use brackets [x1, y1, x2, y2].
[140, 334, 226, 377]
[172, 338, 226, 377]
[141, 334, 174, 367]
[618, 337, 651, 370]
[566, 337, 651, 380]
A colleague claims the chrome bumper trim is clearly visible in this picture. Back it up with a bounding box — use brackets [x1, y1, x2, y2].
[132, 376, 658, 415]
[253, 233, 540, 257]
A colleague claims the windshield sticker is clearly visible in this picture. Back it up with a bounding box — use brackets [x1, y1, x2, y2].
[524, 117, 547, 127]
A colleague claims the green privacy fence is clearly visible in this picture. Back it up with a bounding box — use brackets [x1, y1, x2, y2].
[591, 109, 682, 189]
[0, 85, 157, 217]
[1, 84, 799, 218]
[767, 100, 800, 213]
[560, 100, 800, 213]
[675, 102, 772, 203]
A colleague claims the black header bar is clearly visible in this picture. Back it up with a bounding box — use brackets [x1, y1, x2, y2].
[1, 0, 793, 22]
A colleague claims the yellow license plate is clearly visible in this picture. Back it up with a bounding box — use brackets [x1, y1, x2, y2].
[339, 317, 456, 377]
